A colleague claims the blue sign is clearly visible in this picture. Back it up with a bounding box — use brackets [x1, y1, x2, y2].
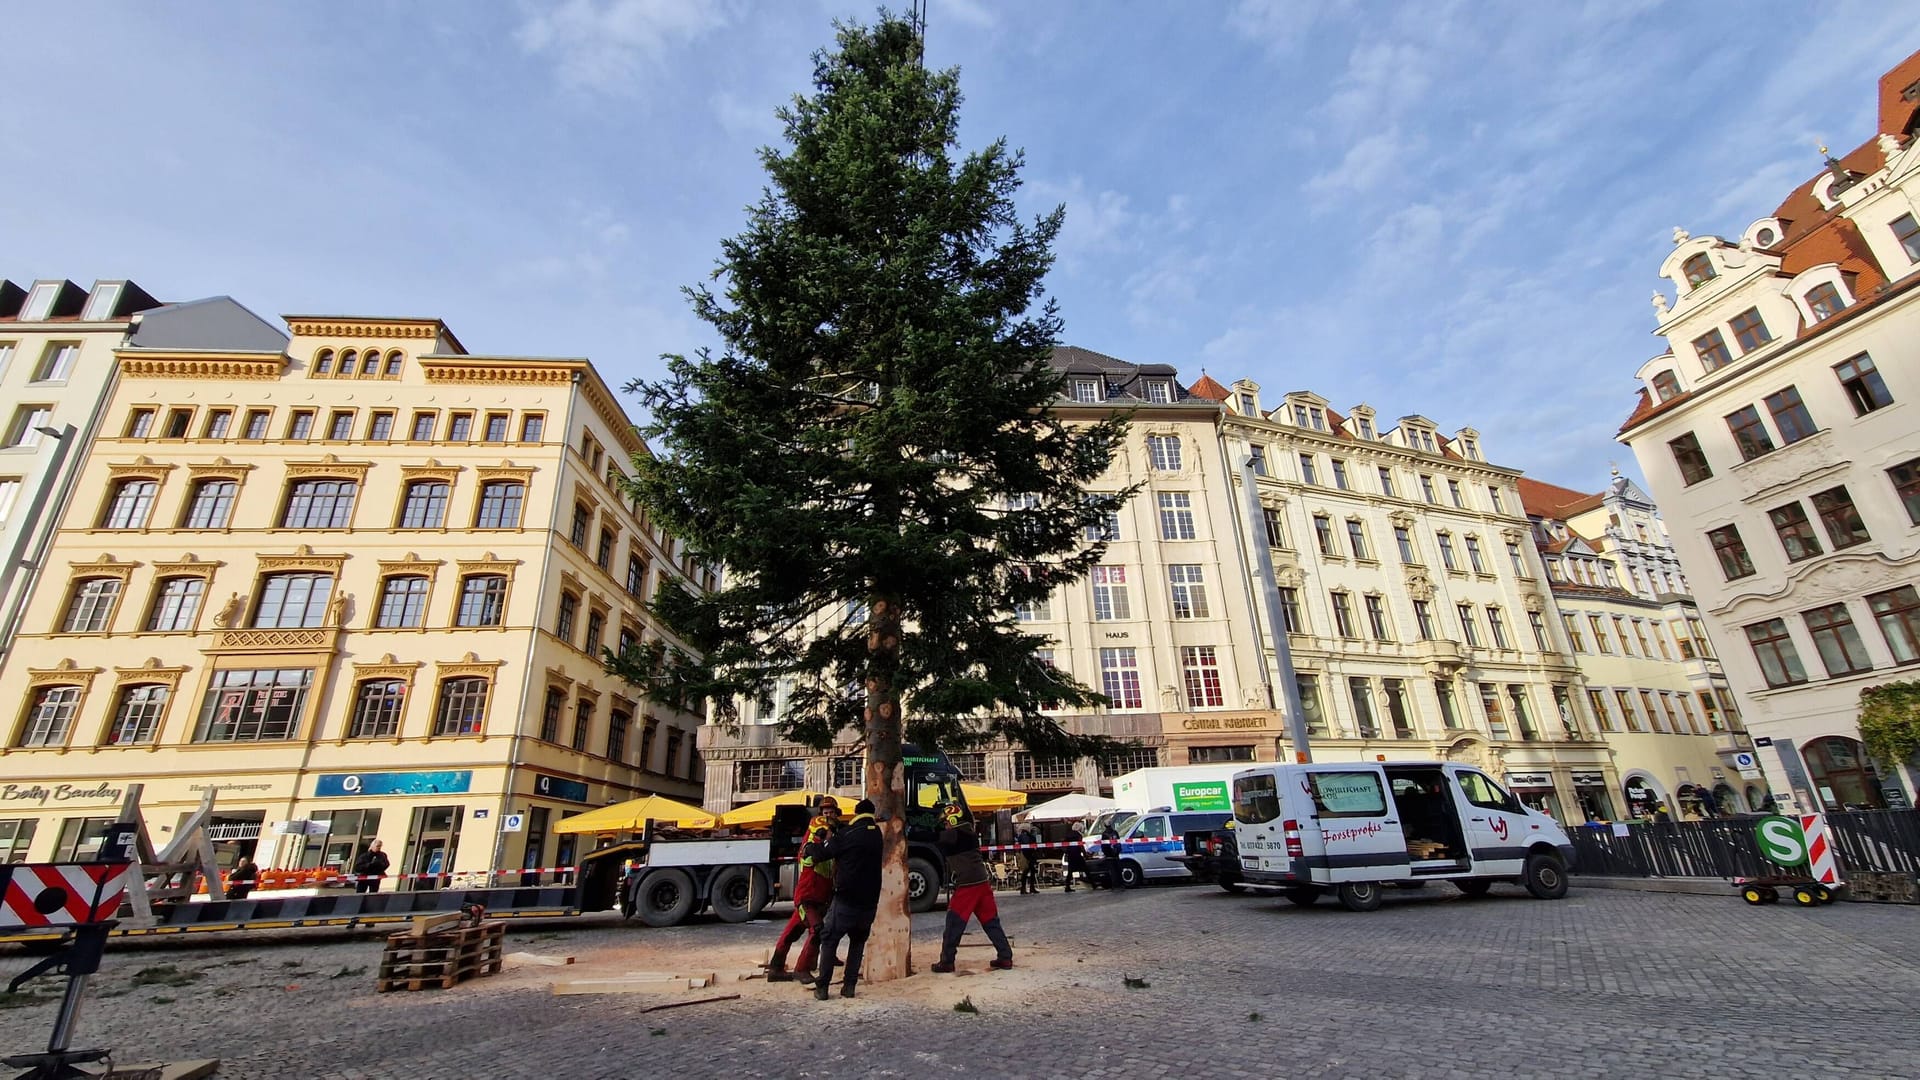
[533, 773, 590, 803]
[314, 770, 473, 798]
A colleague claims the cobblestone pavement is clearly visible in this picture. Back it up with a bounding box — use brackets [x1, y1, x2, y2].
[1, 882, 1914, 1079]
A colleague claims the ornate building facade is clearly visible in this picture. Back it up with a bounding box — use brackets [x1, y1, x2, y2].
[0, 300, 708, 876]
[1617, 50, 1920, 812]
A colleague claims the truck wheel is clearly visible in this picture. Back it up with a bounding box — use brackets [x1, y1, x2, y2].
[1455, 880, 1493, 898]
[1119, 860, 1144, 889]
[907, 856, 941, 914]
[636, 868, 696, 927]
[1521, 853, 1569, 900]
[709, 865, 761, 923]
[1336, 882, 1382, 912]
[1283, 887, 1320, 907]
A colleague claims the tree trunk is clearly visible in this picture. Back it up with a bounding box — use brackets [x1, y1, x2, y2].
[862, 594, 912, 982]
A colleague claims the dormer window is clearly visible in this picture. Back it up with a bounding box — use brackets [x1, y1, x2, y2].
[1071, 378, 1100, 404]
[1682, 254, 1716, 289]
[82, 283, 122, 321]
[1694, 329, 1733, 373]
[1652, 371, 1682, 402]
[1291, 403, 1325, 431]
[1805, 282, 1845, 322]
[1145, 381, 1171, 404]
[1730, 308, 1772, 353]
[21, 282, 59, 322]
[1458, 437, 1479, 461]
[1237, 391, 1256, 415]
[1354, 416, 1374, 440]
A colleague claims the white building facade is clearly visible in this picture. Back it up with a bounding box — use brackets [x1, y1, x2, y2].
[1617, 51, 1920, 812]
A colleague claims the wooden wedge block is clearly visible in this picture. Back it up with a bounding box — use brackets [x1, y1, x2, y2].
[411, 910, 465, 936]
[552, 978, 683, 996]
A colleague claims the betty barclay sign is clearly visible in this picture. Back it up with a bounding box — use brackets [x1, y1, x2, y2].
[0, 783, 125, 806]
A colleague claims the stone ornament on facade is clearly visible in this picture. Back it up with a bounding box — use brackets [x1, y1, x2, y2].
[257, 546, 349, 574]
[284, 455, 374, 481]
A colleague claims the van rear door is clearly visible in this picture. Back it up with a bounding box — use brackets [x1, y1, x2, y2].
[1299, 765, 1409, 883]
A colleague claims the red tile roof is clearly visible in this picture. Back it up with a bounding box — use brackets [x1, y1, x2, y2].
[1518, 476, 1601, 519]
[1187, 373, 1230, 401]
[1878, 49, 1920, 138]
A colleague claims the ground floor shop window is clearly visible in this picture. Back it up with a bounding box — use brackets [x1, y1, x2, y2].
[1622, 778, 1663, 820]
[1712, 783, 1743, 815]
[1802, 736, 1884, 810]
[54, 817, 116, 862]
[402, 804, 463, 888]
[0, 819, 36, 862]
[296, 808, 384, 872]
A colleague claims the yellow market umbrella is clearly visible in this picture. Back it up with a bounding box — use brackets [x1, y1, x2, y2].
[718, 790, 830, 829]
[962, 783, 1028, 813]
[554, 794, 719, 834]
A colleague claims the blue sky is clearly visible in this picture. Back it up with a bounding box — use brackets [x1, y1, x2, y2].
[5, 2, 1918, 490]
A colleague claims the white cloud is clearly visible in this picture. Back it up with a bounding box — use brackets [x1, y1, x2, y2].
[937, 0, 998, 30]
[1321, 39, 1432, 136]
[1124, 252, 1211, 331]
[1029, 177, 1139, 263]
[711, 89, 783, 140]
[1302, 129, 1422, 200]
[515, 0, 731, 95]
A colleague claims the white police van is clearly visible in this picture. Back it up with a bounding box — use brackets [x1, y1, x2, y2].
[1229, 760, 1576, 911]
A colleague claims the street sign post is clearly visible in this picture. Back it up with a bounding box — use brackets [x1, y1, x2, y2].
[1755, 815, 1808, 868]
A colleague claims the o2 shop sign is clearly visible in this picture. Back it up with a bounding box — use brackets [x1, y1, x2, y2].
[314, 771, 474, 798]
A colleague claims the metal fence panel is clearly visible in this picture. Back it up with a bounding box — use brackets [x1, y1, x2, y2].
[1568, 811, 1920, 879]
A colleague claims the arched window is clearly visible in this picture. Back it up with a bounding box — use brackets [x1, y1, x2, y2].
[18, 685, 82, 747]
[1805, 282, 1845, 322]
[383, 350, 404, 376]
[1802, 735, 1884, 810]
[337, 349, 357, 377]
[1682, 253, 1716, 288]
[399, 480, 450, 529]
[101, 478, 159, 529]
[107, 684, 170, 745]
[1651, 370, 1682, 402]
[314, 348, 334, 375]
[375, 575, 430, 628]
[434, 677, 489, 736]
[62, 576, 122, 632]
[360, 351, 381, 377]
[349, 679, 407, 739]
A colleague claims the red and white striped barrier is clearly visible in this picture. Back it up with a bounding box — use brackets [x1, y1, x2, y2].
[0, 863, 131, 929]
[1800, 814, 1840, 886]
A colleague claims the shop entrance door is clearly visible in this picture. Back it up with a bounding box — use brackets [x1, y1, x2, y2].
[404, 805, 464, 889]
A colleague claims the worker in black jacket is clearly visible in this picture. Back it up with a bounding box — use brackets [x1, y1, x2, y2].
[813, 799, 883, 999]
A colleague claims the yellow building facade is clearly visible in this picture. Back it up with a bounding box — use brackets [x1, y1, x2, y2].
[0, 304, 705, 880]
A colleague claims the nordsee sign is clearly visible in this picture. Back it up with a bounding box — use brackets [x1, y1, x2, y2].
[314, 771, 474, 798]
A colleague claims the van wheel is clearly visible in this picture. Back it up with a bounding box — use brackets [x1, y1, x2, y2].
[1283, 887, 1320, 907]
[1119, 860, 1144, 889]
[1522, 853, 1569, 900]
[1455, 880, 1493, 898]
[636, 869, 696, 927]
[907, 856, 941, 913]
[1336, 882, 1382, 912]
[708, 865, 762, 923]
[1219, 881, 1247, 895]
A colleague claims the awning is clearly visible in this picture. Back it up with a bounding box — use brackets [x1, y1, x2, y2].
[1015, 791, 1118, 823]
[553, 794, 719, 834]
[961, 783, 1028, 813]
[717, 790, 831, 829]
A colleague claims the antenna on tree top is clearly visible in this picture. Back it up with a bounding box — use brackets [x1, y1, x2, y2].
[909, 0, 928, 66]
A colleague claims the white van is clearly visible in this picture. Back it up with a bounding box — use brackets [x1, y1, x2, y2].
[1230, 760, 1575, 911]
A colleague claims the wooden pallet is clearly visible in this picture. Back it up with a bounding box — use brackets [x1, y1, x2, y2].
[377, 920, 506, 991]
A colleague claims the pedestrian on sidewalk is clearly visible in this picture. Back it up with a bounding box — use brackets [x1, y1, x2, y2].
[1062, 826, 1088, 892]
[769, 798, 839, 983]
[1015, 823, 1040, 894]
[352, 839, 389, 894]
[1101, 824, 1124, 890]
[226, 855, 258, 900]
[930, 804, 1013, 974]
[814, 798, 882, 1000]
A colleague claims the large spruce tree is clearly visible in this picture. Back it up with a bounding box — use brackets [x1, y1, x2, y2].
[615, 12, 1129, 980]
